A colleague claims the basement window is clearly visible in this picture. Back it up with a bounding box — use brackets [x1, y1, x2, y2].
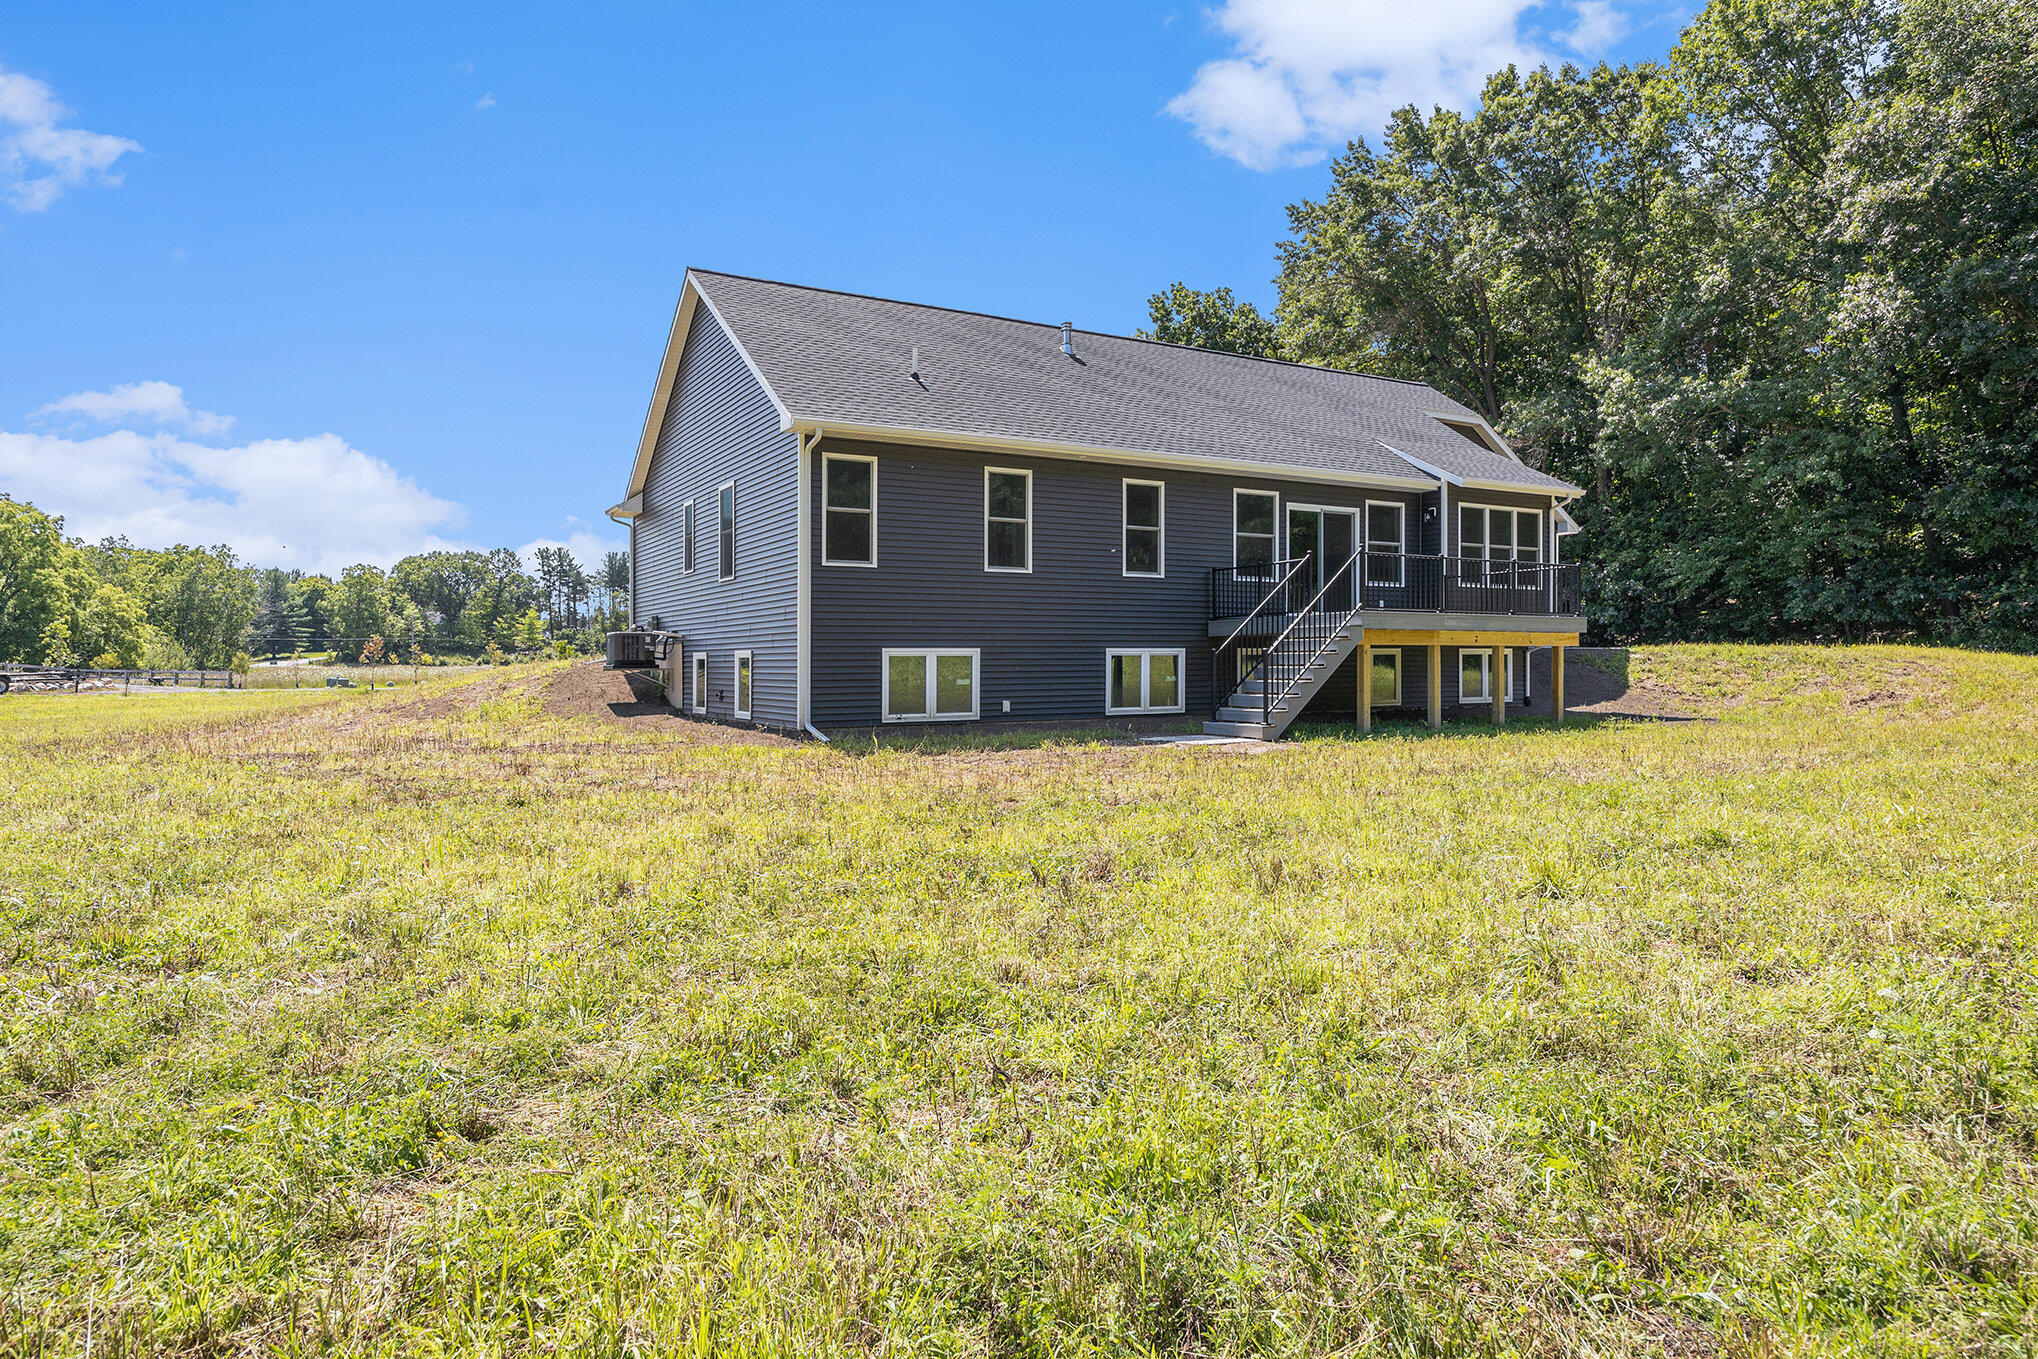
[883, 649, 979, 722]
[734, 651, 752, 720]
[823, 454, 876, 566]
[1459, 649, 1519, 705]
[1122, 479, 1164, 577]
[984, 469, 1032, 572]
[691, 652, 707, 714]
[1370, 648, 1402, 706]
[1105, 649, 1184, 715]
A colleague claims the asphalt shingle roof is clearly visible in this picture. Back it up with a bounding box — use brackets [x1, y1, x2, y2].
[690, 270, 1581, 495]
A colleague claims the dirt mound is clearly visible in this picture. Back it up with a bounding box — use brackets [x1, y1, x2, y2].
[541, 663, 797, 745]
[1556, 654, 1702, 721]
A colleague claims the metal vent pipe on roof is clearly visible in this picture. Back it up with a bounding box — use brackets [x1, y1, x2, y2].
[1060, 321, 1074, 357]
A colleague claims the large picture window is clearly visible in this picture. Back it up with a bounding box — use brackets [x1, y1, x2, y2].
[1105, 649, 1185, 715]
[984, 469, 1031, 572]
[733, 650, 753, 720]
[823, 454, 876, 566]
[883, 649, 979, 722]
[1234, 490, 1277, 569]
[1122, 479, 1164, 577]
[1460, 506, 1544, 566]
[683, 499, 696, 574]
[718, 482, 736, 580]
[1364, 500, 1405, 584]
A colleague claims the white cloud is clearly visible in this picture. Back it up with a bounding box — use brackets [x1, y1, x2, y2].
[475, 92, 496, 110]
[34, 381, 235, 436]
[518, 522, 627, 576]
[1, 391, 468, 575]
[0, 64, 142, 211]
[1166, 0, 1638, 169]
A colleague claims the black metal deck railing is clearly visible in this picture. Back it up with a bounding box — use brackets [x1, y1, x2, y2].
[1212, 553, 1582, 622]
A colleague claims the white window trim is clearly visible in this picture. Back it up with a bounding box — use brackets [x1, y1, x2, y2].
[983, 467, 1033, 573]
[1232, 488, 1279, 572]
[1364, 499, 1407, 586]
[822, 452, 878, 568]
[880, 648, 981, 723]
[1369, 647, 1402, 707]
[691, 652, 707, 715]
[717, 481, 737, 582]
[1456, 648, 1519, 705]
[1103, 648, 1187, 716]
[733, 649, 753, 720]
[1513, 508, 1545, 564]
[682, 498, 697, 575]
[1121, 478, 1165, 578]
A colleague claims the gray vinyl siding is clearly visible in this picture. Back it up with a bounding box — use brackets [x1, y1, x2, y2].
[632, 308, 798, 727]
[807, 438, 1429, 727]
[1297, 642, 1534, 722]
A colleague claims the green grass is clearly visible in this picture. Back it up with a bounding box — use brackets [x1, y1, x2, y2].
[0, 646, 2033, 1356]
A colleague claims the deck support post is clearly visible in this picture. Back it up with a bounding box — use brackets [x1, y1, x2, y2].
[1357, 642, 1372, 734]
[1552, 644, 1566, 725]
[1427, 644, 1442, 731]
[1491, 644, 1506, 726]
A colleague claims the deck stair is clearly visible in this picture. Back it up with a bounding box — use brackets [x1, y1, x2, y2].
[1205, 553, 1365, 741]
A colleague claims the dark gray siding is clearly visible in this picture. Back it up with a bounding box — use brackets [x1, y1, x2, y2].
[633, 308, 798, 727]
[807, 438, 1429, 727]
[1297, 643, 1534, 723]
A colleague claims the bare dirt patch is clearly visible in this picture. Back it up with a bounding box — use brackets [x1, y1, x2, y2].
[541, 663, 798, 746]
[1558, 656, 1704, 721]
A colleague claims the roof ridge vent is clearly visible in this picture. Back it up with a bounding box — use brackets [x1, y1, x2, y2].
[1060, 321, 1074, 358]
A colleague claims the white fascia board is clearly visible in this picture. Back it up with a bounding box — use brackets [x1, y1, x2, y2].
[791, 419, 1439, 493]
[622, 272, 800, 501]
[606, 493, 645, 521]
[1384, 440, 1582, 498]
[1378, 441, 1463, 487]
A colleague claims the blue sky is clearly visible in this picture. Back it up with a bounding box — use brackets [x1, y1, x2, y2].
[1, 1, 1682, 575]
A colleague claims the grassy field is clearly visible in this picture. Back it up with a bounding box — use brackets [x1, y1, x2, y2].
[0, 646, 2033, 1356]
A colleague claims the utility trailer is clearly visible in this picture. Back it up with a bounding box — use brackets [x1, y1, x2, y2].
[0, 663, 241, 695]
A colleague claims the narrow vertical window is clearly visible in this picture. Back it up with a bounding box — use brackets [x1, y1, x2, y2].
[1364, 501, 1405, 584]
[985, 468, 1031, 572]
[733, 650, 752, 719]
[1234, 490, 1277, 570]
[1122, 479, 1164, 577]
[1514, 510, 1543, 564]
[1459, 505, 1488, 564]
[823, 454, 876, 566]
[718, 482, 736, 580]
[683, 500, 696, 574]
[1370, 648, 1402, 706]
[691, 652, 707, 714]
[1459, 649, 1491, 704]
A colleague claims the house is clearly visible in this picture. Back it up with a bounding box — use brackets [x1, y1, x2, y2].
[609, 270, 1586, 740]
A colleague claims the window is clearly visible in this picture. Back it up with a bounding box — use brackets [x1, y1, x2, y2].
[1458, 649, 1518, 705]
[823, 454, 876, 566]
[1460, 648, 1492, 704]
[882, 649, 979, 721]
[1105, 649, 1185, 715]
[725, 482, 741, 578]
[733, 650, 752, 720]
[1364, 500, 1405, 585]
[691, 652, 707, 714]
[683, 499, 696, 574]
[1460, 506, 1544, 566]
[1234, 490, 1277, 569]
[1122, 479, 1164, 577]
[984, 469, 1031, 572]
[1370, 648, 1402, 706]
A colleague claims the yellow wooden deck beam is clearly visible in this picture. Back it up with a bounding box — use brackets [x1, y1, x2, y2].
[1362, 628, 1581, 648]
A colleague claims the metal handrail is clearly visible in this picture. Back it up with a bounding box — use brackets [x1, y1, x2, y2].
[1255, 549, 1365, 722]
[1210, 558, 1310, 713]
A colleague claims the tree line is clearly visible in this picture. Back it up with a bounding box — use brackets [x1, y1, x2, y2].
[0, 495, 629, 669]
[1146, 0, 2035, 647]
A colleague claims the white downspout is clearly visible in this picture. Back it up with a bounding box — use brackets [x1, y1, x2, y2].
[796, 426, 829, 742]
